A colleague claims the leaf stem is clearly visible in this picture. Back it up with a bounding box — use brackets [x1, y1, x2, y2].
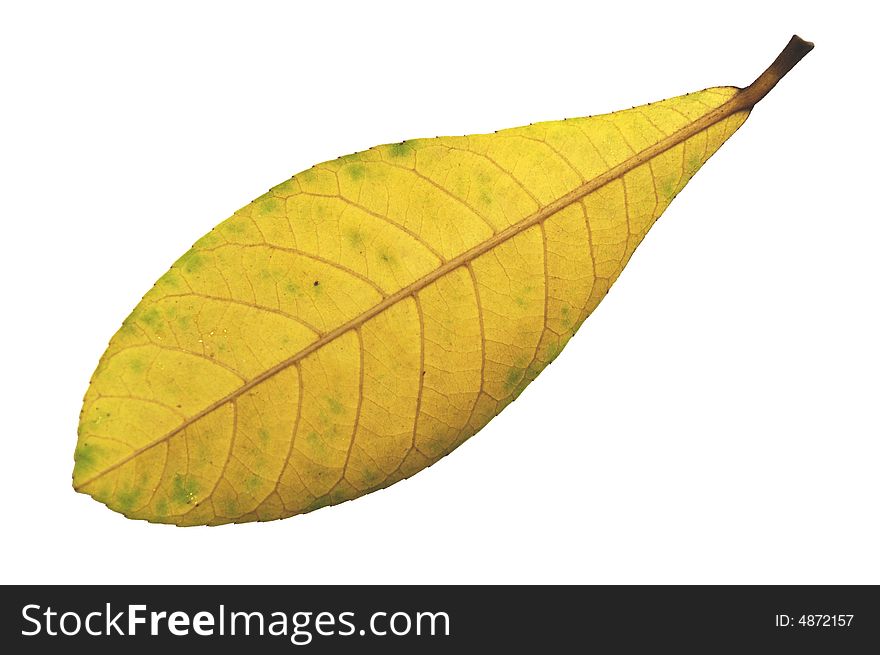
[737, 35, 814, 108]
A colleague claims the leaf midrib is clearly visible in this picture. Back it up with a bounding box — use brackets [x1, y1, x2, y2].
[76, 89, 755, 491]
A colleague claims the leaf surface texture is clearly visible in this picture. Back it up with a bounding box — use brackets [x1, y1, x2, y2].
[76, 87, 751, 524]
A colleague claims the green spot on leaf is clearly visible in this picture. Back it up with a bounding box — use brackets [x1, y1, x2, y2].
[505, 367, 523, 391]
[139, 307, 160, 327]
[561, 304, 572, 329]
[362, 467, 381, 486]
[74, 442, 96, 473]
[223, 498, 240, 516]
[258, 197, 278, 214]
[388, 142, 412, 158]
[305, 431, 325, 454]
[171, 474, 199, 506]
[326, 396, 344, 415]
[158, 270, 182, 289]
[225, 219, 245, 234]
[379, 248, 396, 265]
[175, 248, 203, 273]
[117, 486, 142, 512]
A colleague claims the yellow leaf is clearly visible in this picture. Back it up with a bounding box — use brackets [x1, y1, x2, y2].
[74, 37, 812, 525]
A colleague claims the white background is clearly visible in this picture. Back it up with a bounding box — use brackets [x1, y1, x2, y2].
[1, 1, 877, 584]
